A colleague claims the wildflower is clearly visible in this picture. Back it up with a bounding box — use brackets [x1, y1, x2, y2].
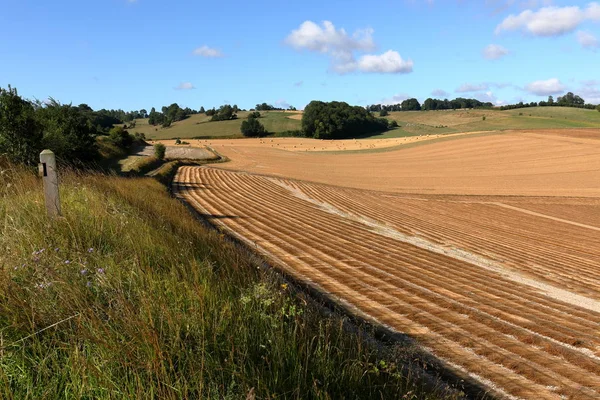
[86, 281, 92, 288]
[97, 268, 105, 274]
[65, 260, 70, 264]
[87, 248, 94, 253]
[80, 269, 88, 275]
[281, 283, 288, 290]
[54, 248, 59, 252]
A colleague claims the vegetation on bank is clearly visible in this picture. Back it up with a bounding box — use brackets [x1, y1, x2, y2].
[0, 162, 461, 399]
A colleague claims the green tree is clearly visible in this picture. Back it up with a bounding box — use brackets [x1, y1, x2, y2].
[379, 109, 389, 117]
[108, 126, 133, 149]
[154, 143, 166, 160]
[36, 99, 99, 162]
[302, 101, 388, 139]
[240, 115, 266, 137]
[548, 96, 554, 105]
[401, 98, 421, 111]
[199, 106, 206, 114]
[0, 86, 43, 165]
[388, 120, 399, 128]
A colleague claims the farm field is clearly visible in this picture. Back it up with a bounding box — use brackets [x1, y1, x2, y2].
[173, 166, 600, 399]
[206, 129, 600, 197]
[172, 127, 600, 399]
[134, 107, 600, 141]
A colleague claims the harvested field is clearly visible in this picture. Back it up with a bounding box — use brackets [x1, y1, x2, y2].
[208, 129, 600, 197]
[174, 166, 600, 399]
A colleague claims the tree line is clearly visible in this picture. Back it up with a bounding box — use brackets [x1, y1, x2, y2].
[0, 86, 149, 166]
[366, 97, 494, 113]
[499, 93, 596, 110]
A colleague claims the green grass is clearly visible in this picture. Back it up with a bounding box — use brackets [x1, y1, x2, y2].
[129, 107, 599, 142]
[130, 111, 303, 140]
[366, 107, 600, 139]
[0, 162, 462, 399]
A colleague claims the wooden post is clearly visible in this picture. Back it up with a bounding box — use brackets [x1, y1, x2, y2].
[39, 150, 62, 217]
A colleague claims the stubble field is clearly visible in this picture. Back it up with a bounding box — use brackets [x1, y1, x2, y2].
[173, 128, 600, 399]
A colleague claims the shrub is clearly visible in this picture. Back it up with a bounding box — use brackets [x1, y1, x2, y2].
[108, 126, 134, 149]
[241, 116, 266, 137]
[379, 109, 389, 117]
[482, 116, 486, 121]
[388, 120, 399, 128]
[175, 138, 182, 145]
[154, 143, 166, 160]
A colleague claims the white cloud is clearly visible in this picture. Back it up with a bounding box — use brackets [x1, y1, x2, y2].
[192, 45, 223, 58]
[483, 44, 509, 59]
[381, 93, 412, 105]
[577, 30, 599, 49]
[579, 86, 600, 104]
[274, 99, 291, 109]
[285, 20, 375, 54]
[174, 82, 195, 90]
[495, 3, 600, 36]
[456, 83, 490, 93]
[355, 50, 413, 74]
[473, 91, 500, 104]
[431, 89, 449, 97]
[525, 78, 565, 95]
[285, 21, 413, 74]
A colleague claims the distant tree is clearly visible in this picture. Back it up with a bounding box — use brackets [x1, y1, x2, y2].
[162, 118, 172, 128]
[379, 109, 389, 117]
[557, 92, 585, 107]
[211, 104, 237, 121]
[0, 86, 43, 165]
[240, 115, 266, 137]
[288, 105, 297, 111]
[250, 111, 261, 119]
[388, 120, 399, 128]
[205, 108, 216, 116]
[154, 143, 166, 160]
[139, 109, 148, 118]
[400, 98, 421, 111]
[199, 106, 206, 114]
[233, 104, 239, 113]
[548, 96, 554, 106]
[302, 101, 389, 139]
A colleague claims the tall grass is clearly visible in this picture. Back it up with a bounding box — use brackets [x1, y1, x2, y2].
[0, 162, 462, 399]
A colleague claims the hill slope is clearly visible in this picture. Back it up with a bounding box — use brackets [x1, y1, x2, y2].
[131, 111, 302, 140]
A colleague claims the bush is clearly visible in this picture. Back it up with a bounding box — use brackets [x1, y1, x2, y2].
[154, 143, 166, 160]
[388, 120, 399, 128]
[250, 111, 261, 119]
[175, 138, 181, 145]
[108, 126, 134, 149]
[379, 109, 389, 117]
[482, 116, 486, 121]
[241, 116, 266, 137]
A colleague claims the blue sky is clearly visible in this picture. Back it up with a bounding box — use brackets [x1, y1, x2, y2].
[1, 0, 599, 111]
